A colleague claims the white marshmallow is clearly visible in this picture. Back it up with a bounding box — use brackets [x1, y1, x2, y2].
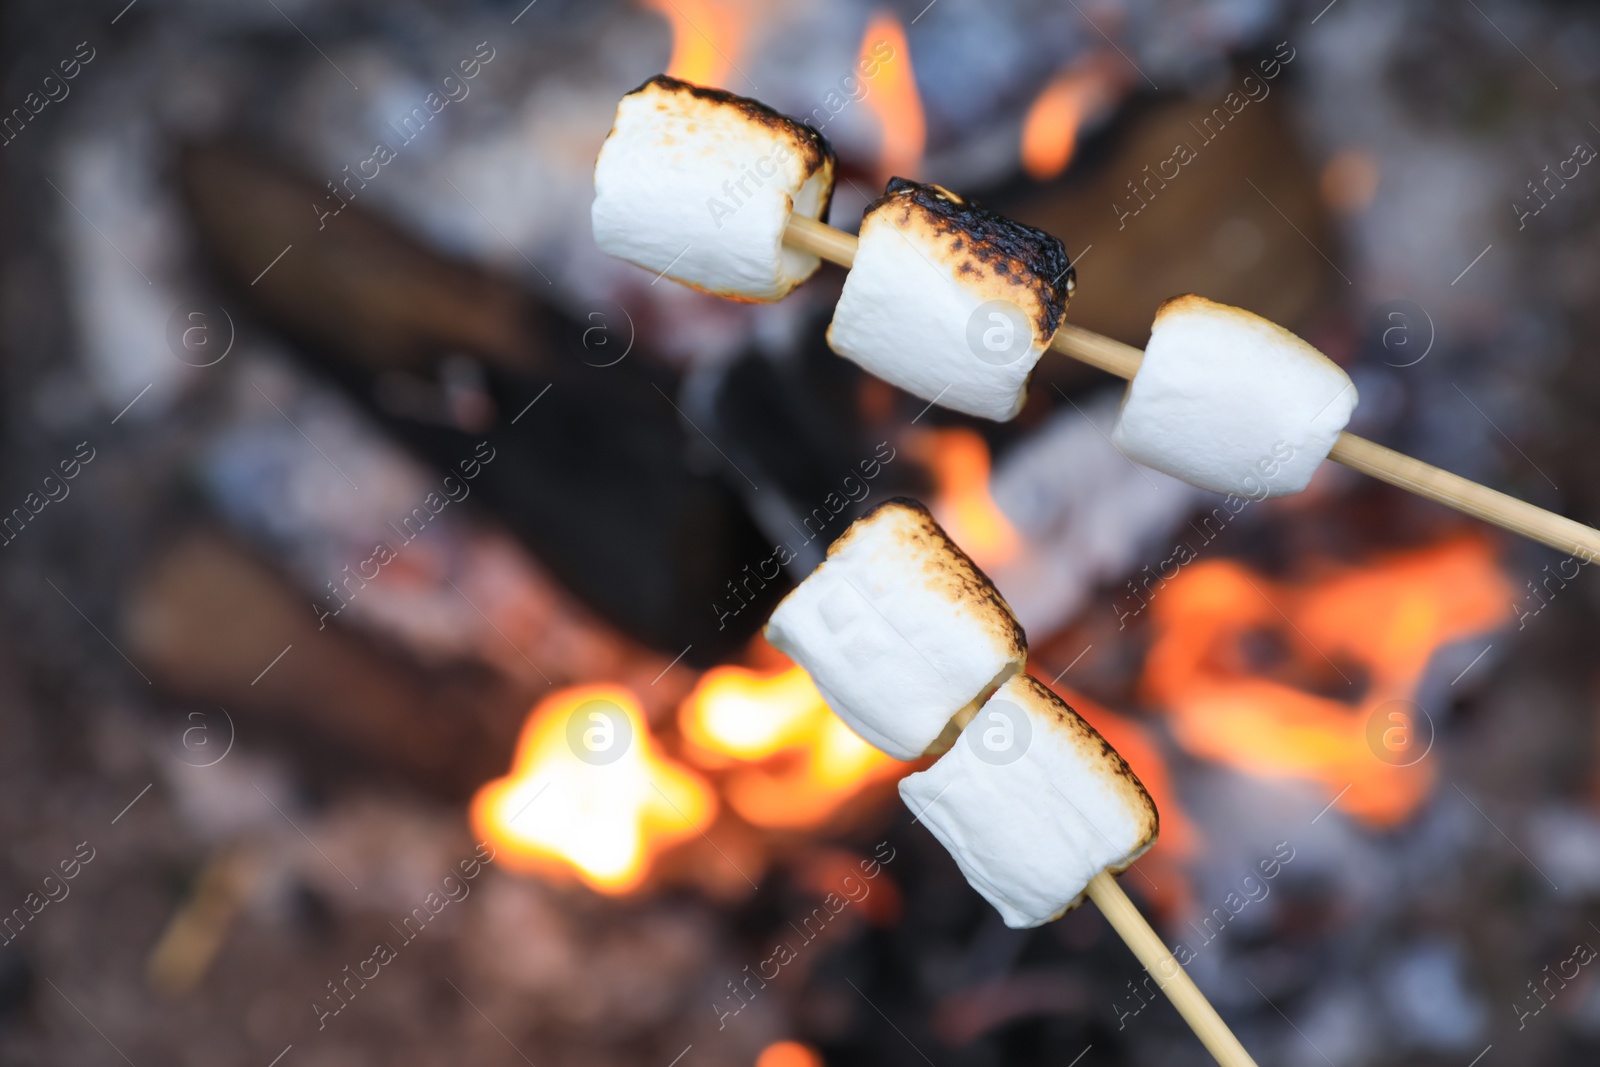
[899, 674, 1158, 928]
[1112, 295, 1358, 497]
[764, 498, 1026, 761]
[826, 179, 1075, 422]
[592, 75, 836, 303]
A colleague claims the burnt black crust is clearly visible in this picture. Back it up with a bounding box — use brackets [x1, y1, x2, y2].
[868, 177, 1075, 337]
[628, 74, 837, 223]
[834, 496, 1027, 658]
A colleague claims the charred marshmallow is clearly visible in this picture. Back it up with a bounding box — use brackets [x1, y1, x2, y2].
[592, 75, 836, 302]
[827, 178, 1074, 422]
[899, 673, 1159, 928]
[764, 498, 1026, 761]
[1112, 295, 1358, 497]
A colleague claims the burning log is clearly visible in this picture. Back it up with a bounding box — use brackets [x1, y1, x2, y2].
[1001, 74, 1325, 351]
[121, 527, 538, 798]
[179, 141, 787, 664]
[179, 142, 535, 375]
[589, 74, 1600, 558]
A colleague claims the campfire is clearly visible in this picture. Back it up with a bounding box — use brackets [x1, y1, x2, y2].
[466, 641, 907, 895]
[17, 1, 1600, 1066]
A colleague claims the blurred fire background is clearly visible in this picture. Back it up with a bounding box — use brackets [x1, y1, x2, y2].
[3, 0, 1600, 1064]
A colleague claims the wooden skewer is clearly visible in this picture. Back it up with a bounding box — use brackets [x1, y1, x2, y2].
[1088, 871, 1259, 1067]
[146, 845, 260, 996]
[777, 223, 1261, 1063]
[783, 214, 1600, 561]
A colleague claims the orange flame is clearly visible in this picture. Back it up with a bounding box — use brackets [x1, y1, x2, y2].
[680, 661, 902, 830]
[757, 1041, 825, 1067]
[638, 0, 746, 88]
[858, 13, 924, 183]
[1021, 57, 1126, 181]
[906, 427, 1020, 570]
[1142, 536, 1511, 825]
[1021, 71, 1092, 181]
[471, 685, 716, 894]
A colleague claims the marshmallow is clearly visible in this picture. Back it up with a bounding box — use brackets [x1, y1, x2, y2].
[1112, 295, 1358, 497]
[764, 498, 1026, 761]
[592, 75, 836, 302]
[826, 178, 1075, 422]
[899, 674, 1158, 928]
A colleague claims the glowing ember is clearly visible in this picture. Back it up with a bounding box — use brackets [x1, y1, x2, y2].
[471, 685, 716, 894]
[680, 660, 902, 830]
[757, 1041, 824, 1067]
[1320, 149, 1380, 214]
[1141, 536, 1511, 825]
[858, 13, 924, 182]
[907, 427, 1020, 570]
[638, 0, 746, 89]
[1021, 71, 1091, 180]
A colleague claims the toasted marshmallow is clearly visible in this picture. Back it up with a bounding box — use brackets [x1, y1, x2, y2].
[899, 674, 1158, 928]
[826, 179, 1075, 422]
[592, 75, 836, 303]
[1112, 295, 1358, 497]
[764, 498, 1026, 760]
